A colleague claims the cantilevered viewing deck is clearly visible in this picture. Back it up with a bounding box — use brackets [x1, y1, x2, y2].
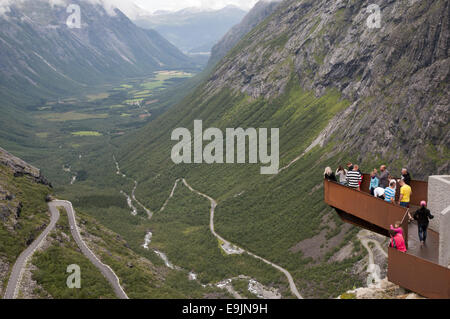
[324, 175, 450, 299]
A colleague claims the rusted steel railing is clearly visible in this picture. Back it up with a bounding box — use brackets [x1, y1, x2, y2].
[401, 209, 410, 249]
[388, 248, 450, 299]
[324, 179, 407, 233]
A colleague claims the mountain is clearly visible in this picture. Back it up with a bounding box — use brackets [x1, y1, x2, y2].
[81, 0, 448, 298]
[0, 0, 195, 154]
[133, 6, 247, 55]
[0, 0, 193, 106]
[209, 0, 282, 67]
[2, 0, 448, 299]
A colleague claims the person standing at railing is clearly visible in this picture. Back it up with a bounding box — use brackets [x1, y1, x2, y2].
[376, 165, 390, 188]
[389, 229, 407, 252]
[324, 167, 337, 182]
[413, 201, 434, 247]
[346, 165, 362, 190]
[401, 168, 411, 186]
[398, 179, 412, 209]
[347, 162, 354, 172]
[335, 166, 347, 185]
[384, 181, 396, 203]
[369, 170, 379, 196]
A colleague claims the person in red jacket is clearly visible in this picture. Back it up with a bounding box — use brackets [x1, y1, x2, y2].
[389, 229, 407, 252]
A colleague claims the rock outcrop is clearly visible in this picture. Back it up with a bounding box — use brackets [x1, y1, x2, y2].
[0, 147, 50, 186]
[339, 278, 424, 299]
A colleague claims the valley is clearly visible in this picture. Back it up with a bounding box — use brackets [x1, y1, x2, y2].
[0, 0, 448, 302]
[25, 70, 194, 187]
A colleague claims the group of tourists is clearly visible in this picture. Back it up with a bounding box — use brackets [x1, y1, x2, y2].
[324, 163, 434, 250]
[324, 164, 413, 206]
[325, 162, 363, 189]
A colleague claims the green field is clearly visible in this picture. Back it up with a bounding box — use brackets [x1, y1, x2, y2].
[37, 112, 109, 122]
[71, 131, 103, 137]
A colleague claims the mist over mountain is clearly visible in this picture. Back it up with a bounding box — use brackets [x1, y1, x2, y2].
[133, 5, 247, 55]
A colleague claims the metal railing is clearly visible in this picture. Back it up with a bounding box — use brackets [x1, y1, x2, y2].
[324, 179, 407, 235]
[388, 247, 450, 299]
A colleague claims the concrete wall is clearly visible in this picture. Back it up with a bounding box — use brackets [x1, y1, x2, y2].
[427, 175, 450, 267]
[428, 176, 450, 232]
[439, 206, 450, 268]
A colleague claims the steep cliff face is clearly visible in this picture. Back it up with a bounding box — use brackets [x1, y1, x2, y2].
[206, 0, 449, 175]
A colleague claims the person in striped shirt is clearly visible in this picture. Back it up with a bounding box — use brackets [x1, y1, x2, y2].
[346, 165, 362, 190]
[384, 181, 396, 203]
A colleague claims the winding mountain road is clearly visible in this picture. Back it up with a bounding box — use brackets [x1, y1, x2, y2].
[113, 155, 303, 299]
[3, 200, 128, 299]
[53, 200, 129, 299]
[182, 179, 303, 299]
[3, 203, 60, 299]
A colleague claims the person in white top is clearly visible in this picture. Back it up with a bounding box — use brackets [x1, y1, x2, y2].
[335, 165, 348, 185]
[374, 187, 385, 199]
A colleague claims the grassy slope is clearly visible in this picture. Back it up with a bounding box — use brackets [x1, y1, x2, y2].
[0, 164, 51, 294]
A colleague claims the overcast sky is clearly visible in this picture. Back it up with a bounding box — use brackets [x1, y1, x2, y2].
[133, 0, 260, 13]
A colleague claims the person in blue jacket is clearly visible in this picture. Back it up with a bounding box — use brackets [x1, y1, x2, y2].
[369, 170, 379, 196]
